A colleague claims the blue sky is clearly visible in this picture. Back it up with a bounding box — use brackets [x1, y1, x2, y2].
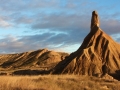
[0, 0, 120, 53]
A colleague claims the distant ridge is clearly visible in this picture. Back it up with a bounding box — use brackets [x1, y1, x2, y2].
[0, 49, 68, 75]
[52, 11, 120, 80]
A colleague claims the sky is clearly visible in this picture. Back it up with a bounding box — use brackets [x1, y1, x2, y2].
[0, 0, 120, 54]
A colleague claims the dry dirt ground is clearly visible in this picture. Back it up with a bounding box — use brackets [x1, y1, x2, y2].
[0, 75, 120, 90]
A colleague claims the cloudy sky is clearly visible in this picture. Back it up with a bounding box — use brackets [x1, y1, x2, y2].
[0, 0, 120, 54]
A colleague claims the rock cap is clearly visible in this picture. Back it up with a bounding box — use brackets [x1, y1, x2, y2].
[91, 10, 100, 30]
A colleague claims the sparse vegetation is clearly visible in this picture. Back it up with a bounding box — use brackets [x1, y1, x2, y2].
[0, 75, 120, 90]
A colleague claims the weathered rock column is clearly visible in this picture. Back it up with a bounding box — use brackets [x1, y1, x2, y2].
[91, 11, 100, 30]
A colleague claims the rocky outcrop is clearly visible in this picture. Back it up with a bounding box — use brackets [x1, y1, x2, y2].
[91, 11, 99, 30]
[52, 11, 120, 80]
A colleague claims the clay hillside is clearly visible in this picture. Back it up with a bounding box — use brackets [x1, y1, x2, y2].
[0, 49, 68, 75]
[52, 11, 120, 80]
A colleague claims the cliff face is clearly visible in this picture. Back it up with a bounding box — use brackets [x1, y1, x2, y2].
[52, 11, 120, 79]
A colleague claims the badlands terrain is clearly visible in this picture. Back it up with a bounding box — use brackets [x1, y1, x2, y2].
[0, 11, 120, 90]
[0, 49, 68, 75]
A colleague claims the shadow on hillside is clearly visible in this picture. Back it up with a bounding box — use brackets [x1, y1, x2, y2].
[109, 70, 120, 80]
[13, 69, 50, 75]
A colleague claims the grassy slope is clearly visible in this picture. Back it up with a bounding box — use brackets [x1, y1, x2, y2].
[0, 75, 120, 90]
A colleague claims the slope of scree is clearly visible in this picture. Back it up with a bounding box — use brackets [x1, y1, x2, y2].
[0, 49, 68, 71]
[52, 11, 120, 80]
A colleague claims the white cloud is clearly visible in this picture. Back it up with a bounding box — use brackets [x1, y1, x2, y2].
[0, 18, 12, 28]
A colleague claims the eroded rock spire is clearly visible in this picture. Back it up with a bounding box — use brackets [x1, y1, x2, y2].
[91, 11, 100, 30]
[52, 11, 120, 80]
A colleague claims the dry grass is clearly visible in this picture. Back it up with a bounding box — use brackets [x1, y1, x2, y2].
[0, 75, 120, 90]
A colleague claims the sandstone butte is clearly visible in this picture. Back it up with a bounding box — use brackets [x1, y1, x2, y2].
[52, 11, 120, 80]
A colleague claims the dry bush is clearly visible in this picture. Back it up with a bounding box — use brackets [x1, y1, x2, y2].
[0, 75, 120, 90]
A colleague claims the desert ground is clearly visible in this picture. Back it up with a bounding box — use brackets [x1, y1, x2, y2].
[0, 75, 120, 90]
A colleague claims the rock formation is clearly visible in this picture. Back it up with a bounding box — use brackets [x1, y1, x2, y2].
[52, 11, 120, 79]
[91, 11, 99, 30]
[0, 49, 68, 70]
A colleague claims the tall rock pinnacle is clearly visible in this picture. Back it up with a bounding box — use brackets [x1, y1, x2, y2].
[52, 11, 120, 80]
[91, 11, 99, 30]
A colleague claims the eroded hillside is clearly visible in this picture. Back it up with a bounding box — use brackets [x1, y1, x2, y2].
[52, 11, 120, 80]
[0, 49, 68, 75]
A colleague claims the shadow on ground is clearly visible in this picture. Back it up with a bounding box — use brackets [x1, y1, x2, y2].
[12, 69, 50, 75]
